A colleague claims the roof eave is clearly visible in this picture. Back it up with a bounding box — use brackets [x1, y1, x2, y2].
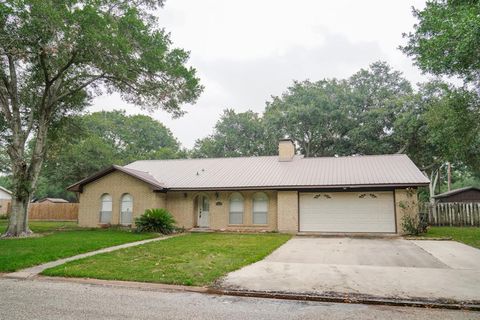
[166, 182, 430, 192]
[66, 165, 165, 193]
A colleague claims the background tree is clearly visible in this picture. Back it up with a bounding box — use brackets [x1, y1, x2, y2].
[0, 1, 202, 237]
[347, 61, 413, 155]
[263, 62, 413, 157]
[192, 109, 274, 158]
[394, 80, 480, 200]
[402, 0, 480, 196]
[402, 0, 480, 85]
[36, 110, 183, 201]
[264, 79, 353, 157]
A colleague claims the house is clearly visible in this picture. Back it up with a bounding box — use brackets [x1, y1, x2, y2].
[433, 186, 480, 203]
[36, 197, 69, 204]
[68, 139, 429, 234]
[0, 186, 12, 216]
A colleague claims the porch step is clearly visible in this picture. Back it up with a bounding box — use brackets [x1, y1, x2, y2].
[190, 228, 214, 233]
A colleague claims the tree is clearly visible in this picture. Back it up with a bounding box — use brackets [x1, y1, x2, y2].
[402, 0, 480, 84]
[263, 62, 413, 157]
[347, 61, 413, 155]
[36, 110, 183, 201]
[264, 79, 353, 157]
[0, 1, 202, 237]
[192, 109, 274, 158]
[394, 80, 480, 200]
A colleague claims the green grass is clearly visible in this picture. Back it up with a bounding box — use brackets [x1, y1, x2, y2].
[423, 227, 480, 249]
[0, 219, 79, 233]
[43, 233, 292, 286]
[0, 220, 157, 272]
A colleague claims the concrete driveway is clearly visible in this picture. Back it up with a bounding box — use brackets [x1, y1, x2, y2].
[220, 237, 480, 304]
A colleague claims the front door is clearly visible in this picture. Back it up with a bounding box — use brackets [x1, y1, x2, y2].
[197, 195, 210, 227]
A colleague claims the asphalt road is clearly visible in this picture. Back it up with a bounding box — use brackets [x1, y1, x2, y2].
[0, 278, 478, 320]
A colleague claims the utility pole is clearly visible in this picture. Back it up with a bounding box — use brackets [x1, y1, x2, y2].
[447, 162, 452, 191]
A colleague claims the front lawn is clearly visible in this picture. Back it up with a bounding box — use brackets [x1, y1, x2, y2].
[0, 220, 157, 272]
[43, 233, 291, 286]
[423, 227, 480, 249]
[0, 220, 79, 233]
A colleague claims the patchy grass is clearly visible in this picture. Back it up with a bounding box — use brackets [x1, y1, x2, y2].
[423, 227, 480, 249]
[43, 233, 291, 286]
[0, 220, 157, 272]
[0, 220, 79, 233]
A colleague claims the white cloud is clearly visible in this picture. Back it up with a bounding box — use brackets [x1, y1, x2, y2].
[91, 0, 427, 148]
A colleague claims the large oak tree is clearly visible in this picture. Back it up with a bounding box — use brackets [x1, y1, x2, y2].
[0, 0, 202, 237]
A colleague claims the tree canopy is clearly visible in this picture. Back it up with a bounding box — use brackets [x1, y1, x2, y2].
[0, 0, 202, 236]
[192, 109, 274, 158]
[402, 0, 480, 84]
[34, 110, 184, 200]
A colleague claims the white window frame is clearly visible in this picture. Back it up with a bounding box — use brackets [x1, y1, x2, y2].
[100, 194, 112, 223]
[120, 193, 133, 225]
[229, 193, 244, 225]
[253, 192, 268, 225]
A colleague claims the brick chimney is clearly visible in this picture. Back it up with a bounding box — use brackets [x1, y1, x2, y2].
[278, 139, 295, 161]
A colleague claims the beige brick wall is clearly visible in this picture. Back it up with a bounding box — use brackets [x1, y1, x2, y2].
[166, 190, 278, 231]
[394, 188, 419, 234]
[0, 199, 10, 217]
[277, 191, 298, 233]
[78, 171, 165, 227]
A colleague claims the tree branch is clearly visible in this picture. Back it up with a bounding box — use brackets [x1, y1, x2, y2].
[49, 51, 77, 85]
[50, 73, 105, 105]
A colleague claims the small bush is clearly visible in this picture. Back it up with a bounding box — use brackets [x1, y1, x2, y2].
[401, 214, 427, 236]
[135, 208, 176, 234]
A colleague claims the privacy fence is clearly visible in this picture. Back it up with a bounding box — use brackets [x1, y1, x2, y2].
[28, 203, 79, 221]
[420, 202, 480, 227]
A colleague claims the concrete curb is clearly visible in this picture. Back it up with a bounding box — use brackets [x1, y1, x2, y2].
[10, 275, 479, 311]
[211, 288, 480, 311]
[29, 275, 209, 294]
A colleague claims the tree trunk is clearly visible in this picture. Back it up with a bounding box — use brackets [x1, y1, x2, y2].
[2, 194, 31, 237]
[2, 117, 49, 237]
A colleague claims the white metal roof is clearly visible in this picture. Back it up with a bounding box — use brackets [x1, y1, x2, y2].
[122, 154, 429, 190]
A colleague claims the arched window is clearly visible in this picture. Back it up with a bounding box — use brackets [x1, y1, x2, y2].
[120, 194, 133, 225]
[229, 193, 244, 225]
[253, 192, 268, 224]
[100, 194, 112, 223]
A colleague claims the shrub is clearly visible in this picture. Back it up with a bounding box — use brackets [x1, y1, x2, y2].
[402, 215, 427, 236]
[135, 208, 176, 234]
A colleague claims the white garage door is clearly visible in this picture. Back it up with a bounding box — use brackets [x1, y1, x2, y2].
[299, 191, 395, 233]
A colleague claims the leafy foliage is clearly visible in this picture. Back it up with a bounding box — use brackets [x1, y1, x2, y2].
[402, 0, 480, 84]
[34, 110, 183, 201]
[135, 208, 176, 234]
[192, 109, 275, 158]
[0, 0, 202, 236]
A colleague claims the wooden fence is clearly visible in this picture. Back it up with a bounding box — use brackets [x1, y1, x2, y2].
[420, 202, 480, 227]
[28, 203, 78, 221]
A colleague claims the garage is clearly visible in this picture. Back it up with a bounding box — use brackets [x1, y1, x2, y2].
[299, 191, 396, 233]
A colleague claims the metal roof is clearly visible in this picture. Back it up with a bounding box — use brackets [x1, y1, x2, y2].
[116, 154, 429, 191]
[433, 186, 480, 199]
[0, 186, 12, 195]
[67, 165, 164, 192]
[37, 198, 69, 203]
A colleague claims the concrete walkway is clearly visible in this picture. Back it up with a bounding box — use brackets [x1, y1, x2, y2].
[5, 235, 174, 279]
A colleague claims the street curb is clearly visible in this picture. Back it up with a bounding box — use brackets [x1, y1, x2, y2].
[211, 288, 480, 311]
[32, 276, 209, 294]
[17, 275, 480, 311]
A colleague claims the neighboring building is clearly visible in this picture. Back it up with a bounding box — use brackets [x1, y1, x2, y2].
[68, 139, 429, 234]
[36, 198, 69, 204]
[433, 187, 480, 203]
[0, 186, 12, 216]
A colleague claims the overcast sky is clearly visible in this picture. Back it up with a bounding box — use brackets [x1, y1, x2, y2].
[91, 0, 427, 149]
